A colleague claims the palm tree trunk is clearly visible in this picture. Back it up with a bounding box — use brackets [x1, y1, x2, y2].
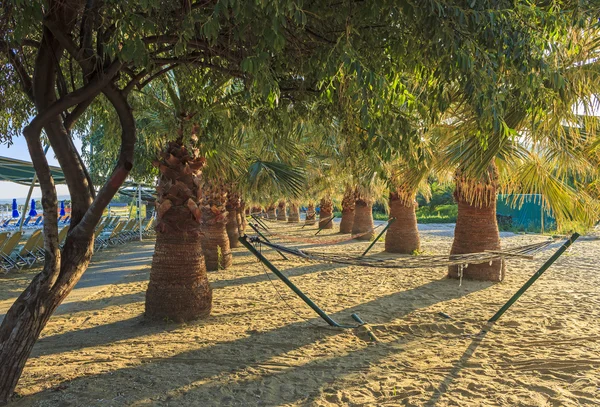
[385, 192, 420, 254]
[146, 140, 212, 321]
[200, 180, 232, 271]
[201, 222, 233, 271]
[339, 187, 355, 233]
[226, 192, 241, 248]
[448, 167, 504, 282]
[238, 199, 246, 234]
[267, 203, 277, 220]
[277, 199, 287, 221]
[288, 202, 300, 222]
[352, 198, 374, 240]
[318, 196, 334, 229]
[305, 202, 316, 225]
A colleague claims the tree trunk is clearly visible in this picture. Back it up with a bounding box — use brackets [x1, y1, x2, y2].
[305, 202, 316, 225]
[277, 200, 287, 221]
[352, 199, 374, 240]
[199, 180, 232, 271]
[318, 196, 334, 229]
[0, 12, 134, 402]
[267, 204, 277, 220]
[288, 202, 300, 222]
[385, 193, 420, 254]
[226, 191, 241, 248]
[238, 200, 246, 234]
[201, 222, 233, 271]
[448, 167, 504, 282]
[145, 140, 212, 321]
[146, 232, 212, 321]
[339, 187, 355, 233]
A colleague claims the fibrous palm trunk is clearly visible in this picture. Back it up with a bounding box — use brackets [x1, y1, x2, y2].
[339, 187, 355, 233]
[352, 198, 374, 240]
[146, 140, 212, 321]
[305, 202, 317, 225]
[448, 166, 504, 282]
[385, 192, 420, 254]
[238, 199, 247, 234]
[226, 190, 241, 248]
[318, 196, 334, 229]
[200, 181, 233, 271]
[288, 202, 300, 222]
[267, 203, 277, 220]
[277, 199, 287, 221]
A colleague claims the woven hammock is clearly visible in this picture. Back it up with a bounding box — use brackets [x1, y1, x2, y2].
[250, 237, 556, 269]
[256, 222, 384, 245]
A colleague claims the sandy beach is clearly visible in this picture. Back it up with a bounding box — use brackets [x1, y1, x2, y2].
[1, 223, 599, 406]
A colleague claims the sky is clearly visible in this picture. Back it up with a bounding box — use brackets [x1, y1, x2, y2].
[0, 136, 82, 203]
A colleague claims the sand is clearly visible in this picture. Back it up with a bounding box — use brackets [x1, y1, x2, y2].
[1, 223, 599, 406]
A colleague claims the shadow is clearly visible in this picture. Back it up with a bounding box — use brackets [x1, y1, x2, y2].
[24, 277, 493, 406]
[54, 291, 145, 316]
[211, 262, 347, 290]
[425, 327, 490, 406]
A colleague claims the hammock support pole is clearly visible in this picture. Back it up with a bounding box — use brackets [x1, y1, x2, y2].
[361, 218, 396, 257]
[488, 233, 580, 323]
[315, 215, 336, 235]
[239, 235, 358, 329]
[251, 214, 269, 231]
[248, 223, 288, 260]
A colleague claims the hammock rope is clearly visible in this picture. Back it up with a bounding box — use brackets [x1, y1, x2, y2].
[258, 223, 384, 245]
[249, 237, 555, 269]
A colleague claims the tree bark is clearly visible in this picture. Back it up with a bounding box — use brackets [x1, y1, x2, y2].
[226, 192, 241, 248]
[199, 179, 232, 271]
[448, 167, 504, 282]
[237, 199, 246, 234]
[318, 196, 333, 229]
[0, 12, 133, 402]
[352, 199, 374, 240]
[145, 140, 212, 321]
[277, 200, 287, 221]
[267, 204, 277, 220]
[288, 202, 300, 222]
[385, 193, 420, 254]
[305, 202, 316, 225]
[201, 223, 233, 271]
[339, 187, 355, 233]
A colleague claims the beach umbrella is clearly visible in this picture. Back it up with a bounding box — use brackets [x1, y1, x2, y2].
[59, 200, 66, 217]
[29, 199, 38, 217]
[12, 199, 19, 218]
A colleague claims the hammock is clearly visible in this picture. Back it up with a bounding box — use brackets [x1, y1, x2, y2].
[249, 237, 555, 269]
[257, 222, 384, 245]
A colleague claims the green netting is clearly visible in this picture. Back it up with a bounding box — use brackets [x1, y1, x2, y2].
[0, 156, 65, 185]
[497, 194, 556, 232]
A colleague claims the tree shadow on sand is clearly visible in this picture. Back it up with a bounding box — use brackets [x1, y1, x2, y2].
[19, 277, 495, 406]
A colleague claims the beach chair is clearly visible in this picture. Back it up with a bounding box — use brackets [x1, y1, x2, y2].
[94, 223, 108, 250]
[31, 217, 43, 227]
[0, 232, 23, 271]
[106, 221, 127, 246]
[142, 218, 155, 237]
[57, 226, 69, 248]
[15, 230, 43, 267]
[22, 216, 32, 228]
[0, 232, 9, 251]
[117, 219, 136, 243]
[0, 219, 9, 229]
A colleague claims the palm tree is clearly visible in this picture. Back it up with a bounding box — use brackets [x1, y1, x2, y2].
[318, 195, 334, 229]
[146, 138, 212, 321]
[277, 199, 287, 221]
[441, 27, 600, 281]
[288, 200, 301, 222]
[339, 185, 356, 233]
